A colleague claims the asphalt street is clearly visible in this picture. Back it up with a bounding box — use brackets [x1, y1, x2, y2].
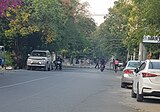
[0, 68, 159, 112]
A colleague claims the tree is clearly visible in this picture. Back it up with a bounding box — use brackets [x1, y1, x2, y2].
[0, 0, 22, 16]
[53, 0, 96, 59]
[1, 0, 97, 67]
[92, 0, 160, 60]
[91, 0, 135, 60]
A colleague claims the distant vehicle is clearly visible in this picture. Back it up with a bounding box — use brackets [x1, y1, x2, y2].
[121, 60, 142, 88]
[132, 59, 160, 102]
[26, 50, 53, 71]
[0, 46, 5, 68]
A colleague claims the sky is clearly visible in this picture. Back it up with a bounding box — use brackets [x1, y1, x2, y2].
[80, 0, 117, 26]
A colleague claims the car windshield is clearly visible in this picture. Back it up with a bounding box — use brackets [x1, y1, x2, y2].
[31, 52, 46, 57]
[149, 62, 160, 69]
[127, 62, 141, 68]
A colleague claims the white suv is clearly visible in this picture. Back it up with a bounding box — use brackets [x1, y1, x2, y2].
[27, 50, 52, 71]
[132, 59, 160, 102]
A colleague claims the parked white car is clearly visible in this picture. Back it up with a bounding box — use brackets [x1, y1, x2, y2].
[27, 50, 53, 71]
[132, 59, 160, 102]
[121, 60, 142, 88]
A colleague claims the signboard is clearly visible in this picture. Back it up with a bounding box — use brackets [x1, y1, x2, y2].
[143, 35, 160, 43]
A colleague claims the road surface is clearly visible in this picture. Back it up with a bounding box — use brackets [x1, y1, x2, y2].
[0, 68, 159, 112]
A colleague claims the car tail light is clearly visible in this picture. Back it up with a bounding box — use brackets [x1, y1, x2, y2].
[124, 69, 133, 74]
[142, 73, 158, 77]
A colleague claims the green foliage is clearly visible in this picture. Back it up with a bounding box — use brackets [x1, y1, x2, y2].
[1, 0, 97, 67]
[4, 51, 14, 66]
[92, 0, 160, 60]
[3, 6, 39, 37]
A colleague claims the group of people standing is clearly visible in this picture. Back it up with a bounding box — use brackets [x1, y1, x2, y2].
[94, 58, 105, 69]
[95, 58, 119, 73]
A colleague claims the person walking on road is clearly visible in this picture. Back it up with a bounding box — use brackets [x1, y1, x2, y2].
[114, 59, 119, 73]
[95, 58, 99, 69]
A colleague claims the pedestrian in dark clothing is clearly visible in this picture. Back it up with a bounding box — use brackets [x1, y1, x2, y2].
[95, 58, 99, 69]
[100, 59, 105, 66]
[100, 58, 105, 71]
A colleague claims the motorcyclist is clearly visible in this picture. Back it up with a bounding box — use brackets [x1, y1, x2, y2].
[100, 58, 105, 71]
[55, 56, 63, 70]
[100, 58, 105, 66]
[114, 59, 119, 73]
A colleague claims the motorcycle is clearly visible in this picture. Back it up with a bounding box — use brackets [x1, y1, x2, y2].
[54, 60, 62, 70]
[100, 64, 105, 72]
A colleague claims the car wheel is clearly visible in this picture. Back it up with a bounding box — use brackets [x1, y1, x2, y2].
[131, 87, 136, 98]
[136, 84, 143, 102]
[44, 65, 48, 71]
[121, 83, 126, 88]
[32, 67, 36, 70]
[27, 66, 30, 70]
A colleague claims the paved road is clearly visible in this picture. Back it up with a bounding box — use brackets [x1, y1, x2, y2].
[0, 68, 159, 112]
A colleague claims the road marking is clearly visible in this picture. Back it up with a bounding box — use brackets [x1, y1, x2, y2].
[0, 76, 52, 89]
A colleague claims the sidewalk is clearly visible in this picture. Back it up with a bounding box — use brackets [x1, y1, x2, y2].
[0, 66, 5, 75]
[0, 66, 13, 75]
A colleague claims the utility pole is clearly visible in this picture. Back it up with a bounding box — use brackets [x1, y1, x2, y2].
[133, 49, 136, 60]
[127, 49, 130, 61]
[138, 42, 146, 61]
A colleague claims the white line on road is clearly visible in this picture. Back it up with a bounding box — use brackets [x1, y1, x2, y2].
[0, 76, 52, 89]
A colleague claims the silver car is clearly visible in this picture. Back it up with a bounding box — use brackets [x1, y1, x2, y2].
[27, 50, 53, 71]
[121, 60, 142, 88]
[132, 59, 160, 102]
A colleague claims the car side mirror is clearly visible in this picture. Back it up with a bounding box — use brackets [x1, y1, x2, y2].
[134, 68, 139, 73]
[28, 54, 30, 57]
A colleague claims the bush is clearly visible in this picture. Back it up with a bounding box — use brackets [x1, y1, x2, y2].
[4, 51, 14, 66]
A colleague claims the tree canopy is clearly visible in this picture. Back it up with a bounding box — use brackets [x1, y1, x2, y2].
[92, 0, 160, 60]
[1, 0, 160, 67]
[0, 0, 97, 67]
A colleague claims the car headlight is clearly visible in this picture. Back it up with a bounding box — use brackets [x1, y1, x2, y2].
[38, 59, 46, 65]
[27, 59, 33, 64]
[41, 59, 46, 62]
[38, 62, 42, 64]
